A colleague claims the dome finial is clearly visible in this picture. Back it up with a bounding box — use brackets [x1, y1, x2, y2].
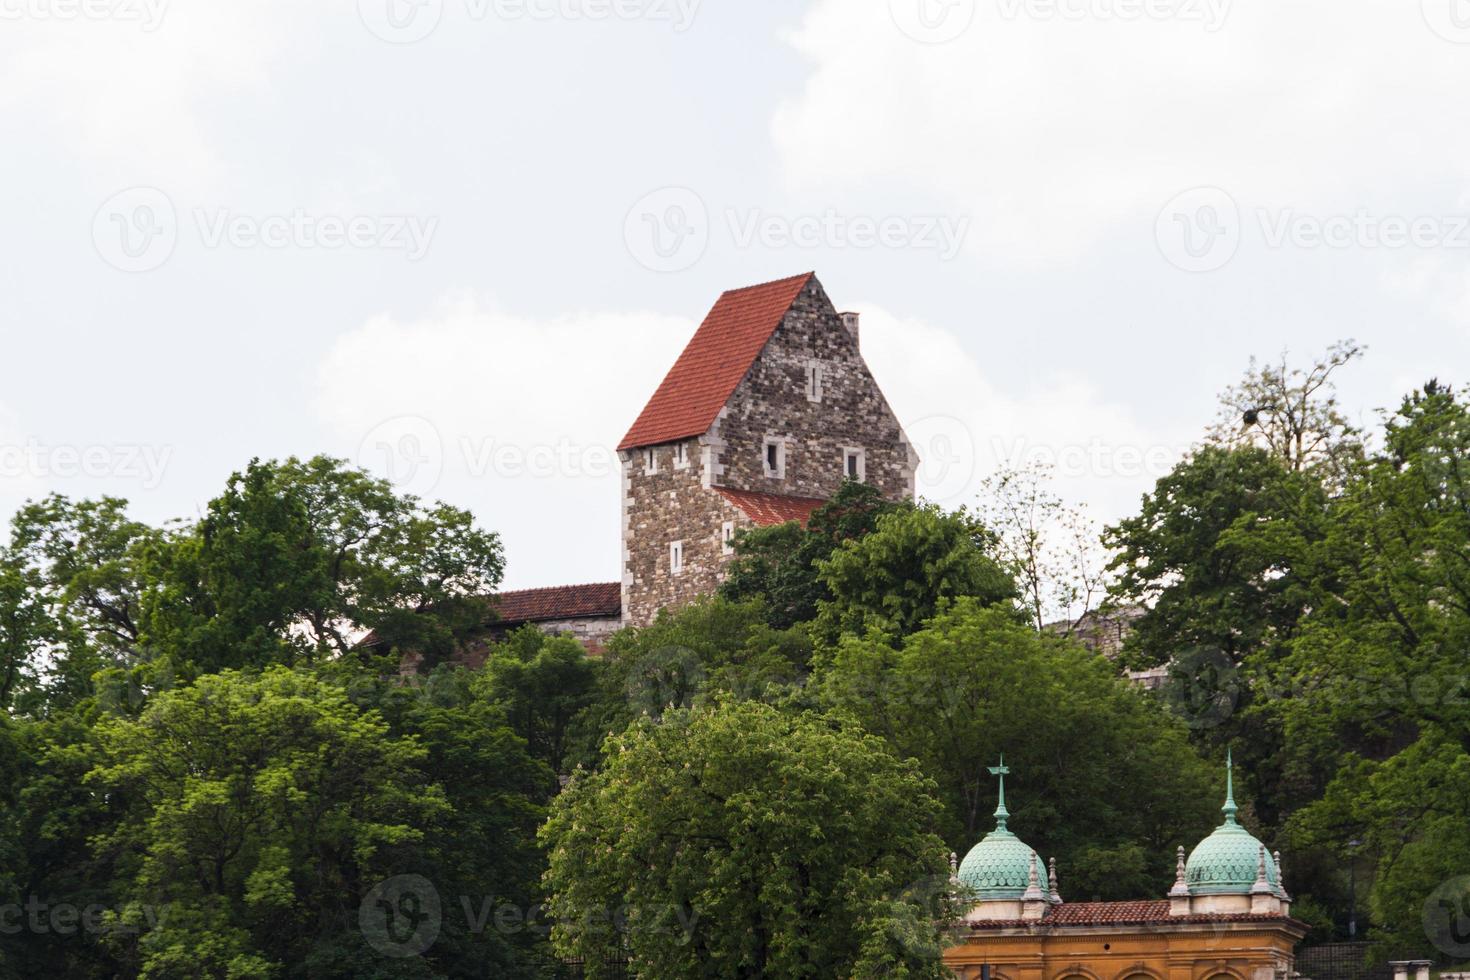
[1222, 746, 1238, 825]
[987, 755, 1011, 832]
[1169, 844, 1191, 897]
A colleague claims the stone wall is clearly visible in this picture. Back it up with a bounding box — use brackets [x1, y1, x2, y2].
[714, 276, 915, 502]
[621, 439, 750, 627]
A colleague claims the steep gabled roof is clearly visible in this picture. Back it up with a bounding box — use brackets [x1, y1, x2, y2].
[490, 583, 621, 624]
[618, 272, 815, 451]
[716, 487, 827, 527]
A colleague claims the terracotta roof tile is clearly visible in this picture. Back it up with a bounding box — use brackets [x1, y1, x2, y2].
[716, 487, 827, 527]
[618, 272, 815, 451]
[490, 583, 621, 624]
[968, 900, 1298, 929]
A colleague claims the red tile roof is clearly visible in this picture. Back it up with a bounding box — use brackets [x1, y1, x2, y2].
[968, 900, 1298, 929]
[618, 272, 815, 451]
[490, 583, 621, 624]
[716, 487, 827, 527]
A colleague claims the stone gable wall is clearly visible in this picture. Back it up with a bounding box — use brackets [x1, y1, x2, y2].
[714, 277, 915, 502]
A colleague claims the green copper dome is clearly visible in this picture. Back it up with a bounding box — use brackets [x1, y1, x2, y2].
[1185, 749, 1283, 896]
[956, 757, 1048, 899]
[957, 829, 1046, 898]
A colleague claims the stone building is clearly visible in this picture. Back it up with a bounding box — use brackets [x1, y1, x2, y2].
[946, 752, 1305, 980]
[614, 271, 917, 626]
[403, 271, 917, 657]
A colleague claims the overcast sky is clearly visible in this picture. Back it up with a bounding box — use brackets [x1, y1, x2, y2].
[2, 0, 1466, 590]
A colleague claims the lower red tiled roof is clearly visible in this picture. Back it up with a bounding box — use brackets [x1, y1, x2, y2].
[969, 900, 1298, 929]
[716, 487, 827, 527]
[490, 583, 621, 624]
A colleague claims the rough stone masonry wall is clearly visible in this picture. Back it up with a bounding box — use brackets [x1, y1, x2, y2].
[621, 439, 748, 627]
[714, 277, 915, 502]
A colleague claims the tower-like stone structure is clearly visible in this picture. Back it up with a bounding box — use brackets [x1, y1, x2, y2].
[617, 272, 917, 627]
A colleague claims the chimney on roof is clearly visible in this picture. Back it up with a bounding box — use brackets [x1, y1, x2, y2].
[840, 311, 860, 347]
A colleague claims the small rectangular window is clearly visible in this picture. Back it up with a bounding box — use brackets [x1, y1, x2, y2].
[805, 361, 823, 403]
[673, 442, 690, 470]
[645, 448, 658, 474]
[721, 521, 736, 556]
[669, 540, 684, 574]
[763, 439, 785, 479]
[844, 447, 866, 482]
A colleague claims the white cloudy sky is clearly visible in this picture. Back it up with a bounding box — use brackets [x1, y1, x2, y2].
[1, 0, 1466, 589]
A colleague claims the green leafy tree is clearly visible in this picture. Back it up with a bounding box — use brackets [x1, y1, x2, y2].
[1279, 383, 1470, 952]
[139, 456, 503, 675]
[88, 667, 448, 977]
[541, 699, 955, 979]
[719, 482, 899, 629]
[364, 666, 558, 978]
[1104, 446, 1328, 673]
[573, 597, 812, 767]
[818, 598, 1216, 899]
[815, 504, 1017, 643]
[0, 496, 161, 713]
[477, 626, 600, 776]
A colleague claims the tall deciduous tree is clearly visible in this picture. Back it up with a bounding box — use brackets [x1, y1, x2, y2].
[88, 668, 447, 976]
[541, 699, 955, 979]
[138, 456, 503, 674]
[1207, 340, 1365, 476]
[815, 504, 1017, 644]
[976, 462, 1109, 634]
[818, 598, 1217, 899]
[1280, 383, 1470, 954]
